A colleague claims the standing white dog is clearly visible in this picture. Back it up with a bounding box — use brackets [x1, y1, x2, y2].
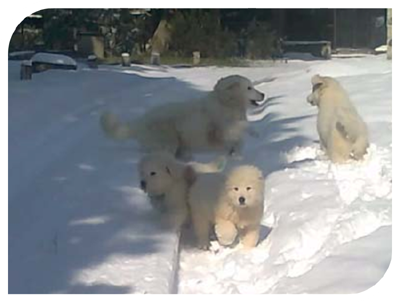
[307, 74, 369, 163]
[100, 75, 265, 158]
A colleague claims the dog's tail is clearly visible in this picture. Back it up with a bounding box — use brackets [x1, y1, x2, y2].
[351, 135, 369, 160]
[100, 111, 136, 140]
[188, 155, 227, 173]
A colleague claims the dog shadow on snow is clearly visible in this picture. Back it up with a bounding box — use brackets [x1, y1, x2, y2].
[243, 108, 314, 176]
[9, 71, 313, 294]
[8, 73, 209, 294]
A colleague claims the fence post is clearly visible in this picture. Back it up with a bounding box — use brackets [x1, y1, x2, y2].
[321, 42, 332, 60]
[121, 53, 131, 67]
[87, 55, 98, 69]
[193, 51, 201, 65]
[150, 52, 160, 65]
[20, 60, 32, 80]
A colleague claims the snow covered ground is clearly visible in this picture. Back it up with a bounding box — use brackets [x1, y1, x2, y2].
[8, 54, 391, 293]
[178, 55, 392, 294]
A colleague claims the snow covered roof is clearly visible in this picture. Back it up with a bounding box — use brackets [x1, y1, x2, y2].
[28, 14, 42, 18]
[31, 52, 77, 67]
[283, 40, 331, 45]
[8, 50, 35, 60]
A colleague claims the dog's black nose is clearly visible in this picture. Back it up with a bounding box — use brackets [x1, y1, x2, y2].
[140, 180, 147, 191]
[239, 196, 246, 205]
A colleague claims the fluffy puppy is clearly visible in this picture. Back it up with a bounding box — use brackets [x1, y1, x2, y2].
[138, 152, 226, 229]
[188, 165, 265, 250]
[307, 74, 369, 163]
[100, 75, 265, 158]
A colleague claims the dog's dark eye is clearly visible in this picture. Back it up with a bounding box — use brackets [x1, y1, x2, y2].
[246, 187, 251, 191]
[247, 86, 252, 90]
[150, 171, 156, 176]
[234, 187, 239, 191]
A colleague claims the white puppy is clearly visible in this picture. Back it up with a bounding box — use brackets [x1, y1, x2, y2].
[138, 152, 226, 229]
[101, 75, 265, 158]
[188, 165, 265, 250]
[307, 74, 369, 163]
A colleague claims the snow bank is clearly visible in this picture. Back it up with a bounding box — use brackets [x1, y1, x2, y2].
[31, 52, 77, 67]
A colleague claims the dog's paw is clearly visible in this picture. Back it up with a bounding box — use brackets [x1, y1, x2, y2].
[209, 240, 221, 253]
[197, 241, 211, 251]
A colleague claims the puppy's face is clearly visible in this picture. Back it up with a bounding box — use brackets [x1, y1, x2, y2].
[224, 166, 265, 209]
[214, 75, 265, 108]
[307, 74, 342, 107]
[307, 74, 326, 107]
[138, 152, 196, 198]
[139, 156, 176, 197]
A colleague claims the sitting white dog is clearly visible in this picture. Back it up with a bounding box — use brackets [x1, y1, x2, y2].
[101, 75, 265, 159]
[307, 74, 369, 163]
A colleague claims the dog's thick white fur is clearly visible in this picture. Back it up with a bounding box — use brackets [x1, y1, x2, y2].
[307, 74, 369, 163]
[188, 165, 265, 249]
[101, 75, 265, 158]
[138, 152, 226, 230]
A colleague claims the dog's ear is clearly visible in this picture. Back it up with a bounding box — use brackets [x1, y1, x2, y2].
[213, 77, 226, 91]
[165, 161, 186, 181]
[311, 74, 325, 94]
[214, 77, 240, 92]
[311, 74, 324, 86]
[214, 78, 240, 106]
[223, 81, 240, 91]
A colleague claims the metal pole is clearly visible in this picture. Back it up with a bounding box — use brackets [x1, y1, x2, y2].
[333, 9, 337, 49]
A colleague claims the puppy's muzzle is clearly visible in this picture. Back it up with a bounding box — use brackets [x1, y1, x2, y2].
[140, 180, 147, 191]
[307, 94, 316, 106]
[238, 196, 246, 205]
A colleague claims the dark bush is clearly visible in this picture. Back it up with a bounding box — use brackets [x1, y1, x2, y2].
[245, 20, 277, 59]
[168, 10, 237, 58]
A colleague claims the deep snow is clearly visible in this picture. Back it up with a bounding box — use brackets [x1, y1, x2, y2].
[178, 55, 392, 294]
[8, 54, 391, 294]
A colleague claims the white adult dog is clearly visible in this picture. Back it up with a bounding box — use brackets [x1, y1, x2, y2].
[100, 75, 265, 158]
[307, 74, 369, 163]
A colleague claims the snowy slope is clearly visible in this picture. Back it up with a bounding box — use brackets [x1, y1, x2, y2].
[8, 62, 193, 293]
[8, 54, 391, 294]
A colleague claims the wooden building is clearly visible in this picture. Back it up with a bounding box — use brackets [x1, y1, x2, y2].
[274, 9, 387, 51]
